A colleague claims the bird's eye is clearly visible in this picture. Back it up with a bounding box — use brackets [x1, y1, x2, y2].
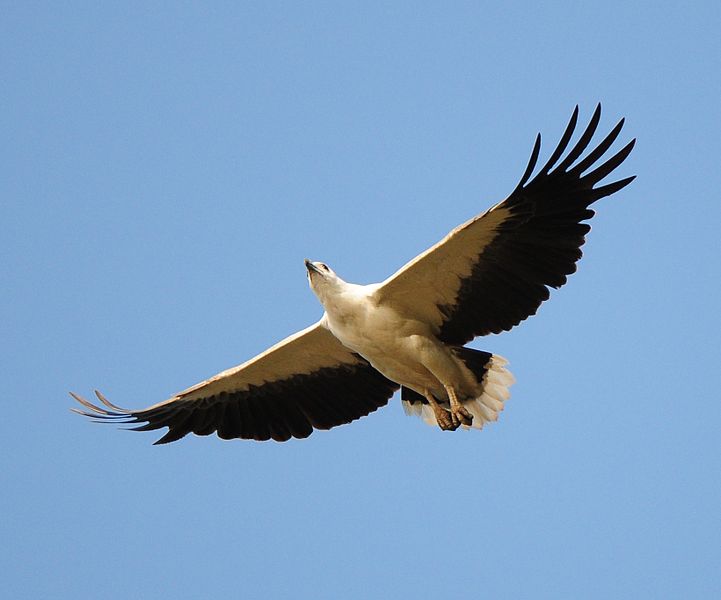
[321, 264, 329, 271]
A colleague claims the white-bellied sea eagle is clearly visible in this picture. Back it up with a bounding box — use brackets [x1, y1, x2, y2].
[71, 105, 635, 444]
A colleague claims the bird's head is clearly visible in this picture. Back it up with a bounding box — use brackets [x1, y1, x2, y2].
[305, 259, 342, 302]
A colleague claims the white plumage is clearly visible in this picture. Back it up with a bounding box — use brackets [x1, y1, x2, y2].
[72, 105, 635, 444]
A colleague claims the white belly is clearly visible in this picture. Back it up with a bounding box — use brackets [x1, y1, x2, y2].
[324, 298, 455, 393]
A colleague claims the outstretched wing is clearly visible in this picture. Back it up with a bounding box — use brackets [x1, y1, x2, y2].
[71, 320, 398, 444]
[375, 104, 635, 345]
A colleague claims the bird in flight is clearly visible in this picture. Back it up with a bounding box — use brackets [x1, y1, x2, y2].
[72, 104, 635, 444]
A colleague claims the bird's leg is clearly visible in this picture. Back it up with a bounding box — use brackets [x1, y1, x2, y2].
[444, 384, 473, 428]
[423, 389, 458, 431]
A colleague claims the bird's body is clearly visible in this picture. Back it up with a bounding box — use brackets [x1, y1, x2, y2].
[72, 105, 635, 444]
[311, 271, 510, 429]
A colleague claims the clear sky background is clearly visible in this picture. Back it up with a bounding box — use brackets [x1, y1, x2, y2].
[2, 2, 720, 599]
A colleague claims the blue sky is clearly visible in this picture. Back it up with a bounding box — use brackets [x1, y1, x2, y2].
[2, 2, 720, 598]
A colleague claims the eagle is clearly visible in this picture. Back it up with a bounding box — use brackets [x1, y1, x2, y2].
[72, 105, 635, 444]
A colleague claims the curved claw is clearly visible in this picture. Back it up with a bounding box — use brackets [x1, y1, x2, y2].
[438, 409, 460, 431]
[422, 389, 460, 431]
[451, 404, 473, 428]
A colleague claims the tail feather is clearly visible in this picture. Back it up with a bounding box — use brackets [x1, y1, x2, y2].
[458, 352, 515, 430]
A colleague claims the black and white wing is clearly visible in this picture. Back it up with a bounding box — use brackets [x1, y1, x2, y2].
[71, 320, 398, 444]
[375, 104, 635, 345]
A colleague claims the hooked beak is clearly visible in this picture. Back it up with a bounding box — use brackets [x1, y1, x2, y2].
[305, 259, 319, 274]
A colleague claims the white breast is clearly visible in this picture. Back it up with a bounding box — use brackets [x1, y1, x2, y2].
[321, 283, 438, 389]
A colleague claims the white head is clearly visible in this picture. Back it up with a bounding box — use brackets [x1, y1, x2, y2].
[305, 259, 343, 304]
